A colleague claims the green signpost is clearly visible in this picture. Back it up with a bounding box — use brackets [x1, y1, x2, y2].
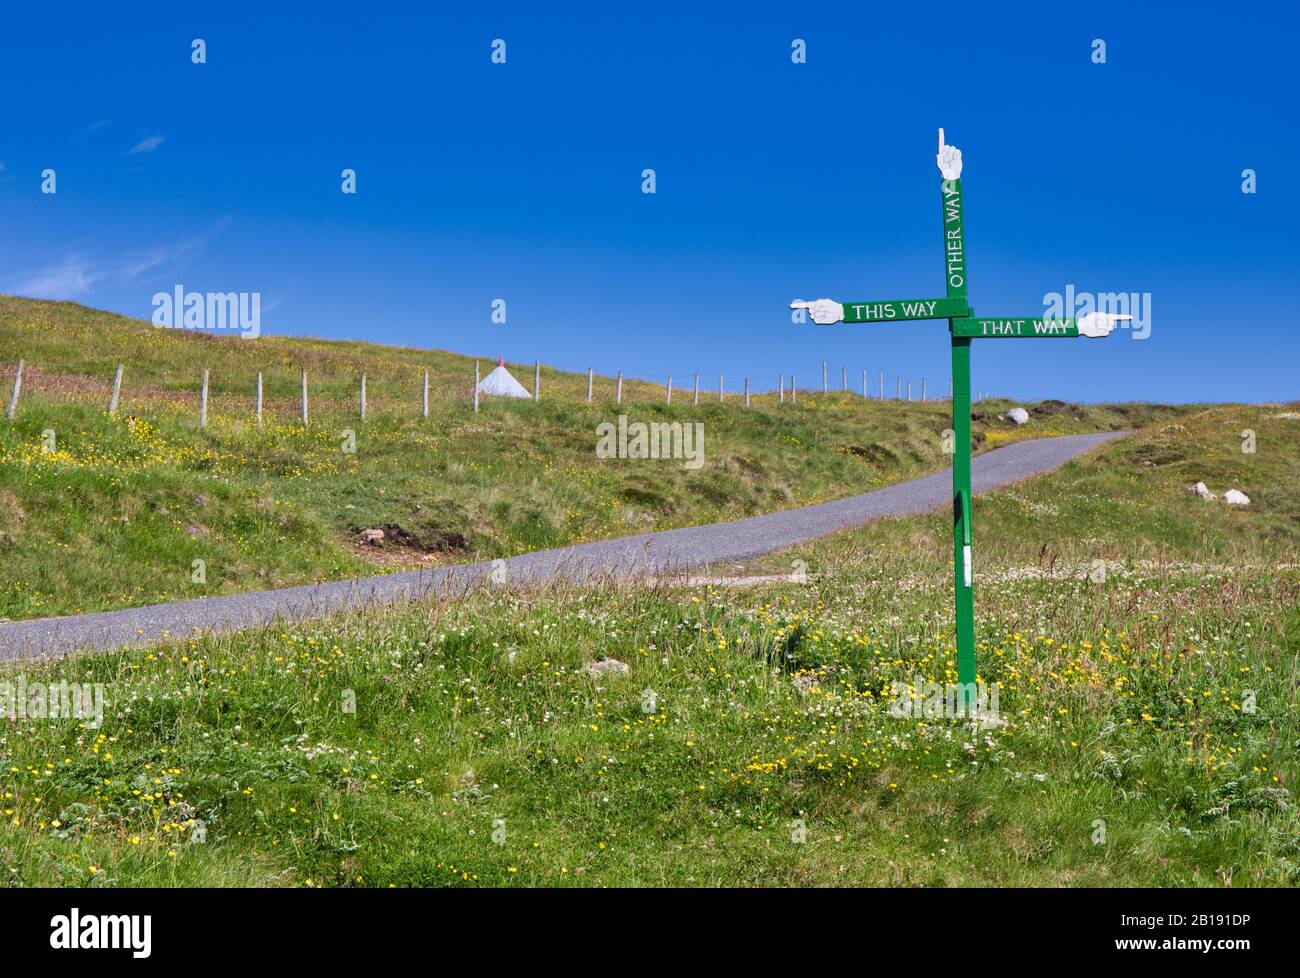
[790, 130, 1128, 707]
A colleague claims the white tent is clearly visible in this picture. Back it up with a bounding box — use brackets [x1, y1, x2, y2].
[476, 357, 532, 399]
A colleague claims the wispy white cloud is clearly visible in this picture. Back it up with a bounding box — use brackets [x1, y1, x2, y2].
[118, 216, 233, 284]
[14, 254, 104, 299]
[10, 217, 234, 300]
[260, 278, 297, 314]
[127, 135, 165, 154]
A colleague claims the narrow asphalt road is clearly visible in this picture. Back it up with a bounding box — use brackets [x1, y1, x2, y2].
[0, 431, 1123, 660]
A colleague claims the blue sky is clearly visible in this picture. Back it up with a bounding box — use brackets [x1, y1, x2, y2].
[2, 1, 1295, 403]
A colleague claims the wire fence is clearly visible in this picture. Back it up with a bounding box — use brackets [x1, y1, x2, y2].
[2, 356, 976, 427]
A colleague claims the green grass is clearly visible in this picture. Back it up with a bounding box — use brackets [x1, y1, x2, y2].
[1, 401, 1297, 886]
[741, 404, 1300, 572]
[0, 295, 1181, 618]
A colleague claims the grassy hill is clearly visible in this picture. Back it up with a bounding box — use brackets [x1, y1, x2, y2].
[0, 401, 1296, 886]
[0, 295, 1180, 619]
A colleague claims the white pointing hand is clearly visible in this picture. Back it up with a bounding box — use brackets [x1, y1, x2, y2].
[790, 298, 845, 325]
[1076, 312, 1131, 338]
[937, 127, 963, 180]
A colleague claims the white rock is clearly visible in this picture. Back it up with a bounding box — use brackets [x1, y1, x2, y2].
[972, 710, 1006, 730]
[1187, 481, 1217, 501]
[1007, 407, 1029, 425]
[1271, 412, 1300, 420]
[360, 528, 385, 545]
[1223, 489, 1250, 506]
[582, 658, 630, 678]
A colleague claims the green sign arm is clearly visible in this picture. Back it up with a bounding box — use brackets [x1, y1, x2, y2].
[953, 317, 1078, 338]
[941, 184, 966, 295]
[951, 313, 1130, 338]
[792, 297, 971, 325]
[841, 297, 969, 323]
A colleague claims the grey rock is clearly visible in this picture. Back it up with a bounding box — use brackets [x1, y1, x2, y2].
[582, 658, 630, 678]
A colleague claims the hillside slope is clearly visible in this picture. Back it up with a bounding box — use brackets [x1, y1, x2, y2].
[1, 295, 1182, 619]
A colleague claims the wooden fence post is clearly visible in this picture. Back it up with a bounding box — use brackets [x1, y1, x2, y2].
[822, 361, 827, 394]
[474, 362, 480, 413]
[587, 367, 593, 404]
[108, 364, 124, 415]
[256, 372, 263, 426]
[533, 361, 540, 402]
[779, 373, 785, 403]
[879, 371, 884, 401]
[841, 365, 846, 391]
[616, 371, 623, 404]
[862, 369, 867, 398]
[791, 374, 797, 404]
[666, 376, 672, 405]
[744, 377, 750, 407]
[359, 373, 367, 421]
[300, 369, 308, 426]
[907, 380, 912, 402]
[6, 359, 22, 420]
[922, 378, 927, 402]
[422, 369, 429, 418]
[200, 368, 209, 428]
[719, 373, 724, 402]
[693, 372, 699, 406]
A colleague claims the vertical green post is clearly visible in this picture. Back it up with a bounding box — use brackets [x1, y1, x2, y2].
[942, 176, 977, 694]
[950, 338, 975, 690]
